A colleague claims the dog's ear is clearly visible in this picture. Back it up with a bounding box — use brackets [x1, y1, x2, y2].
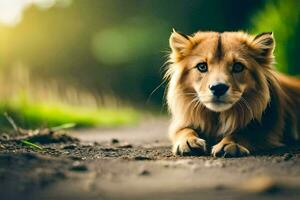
[252, 32, 275, 57]
[169, 29, 192, 57]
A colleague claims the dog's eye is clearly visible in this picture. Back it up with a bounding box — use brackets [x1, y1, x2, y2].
[195, 62, 208, 73]
[232, 62, 245, 73]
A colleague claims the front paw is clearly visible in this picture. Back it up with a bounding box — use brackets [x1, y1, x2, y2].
[173, 136, 206, 156]
[212, 141, 250, 158]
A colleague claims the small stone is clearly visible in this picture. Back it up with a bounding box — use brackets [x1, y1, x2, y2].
[118, 143, 133, 148]
[134, 156, 152, 160]
[82, 144, 93, 148]
[63, 144, 77, 150]
[111, 138, 120, 144]
[0, 134, 9, 140]
[163, 164, 170, 168]
[139, 169, 151, 176]
[272, 157, 281, 163]
[0, 144, 5, 149]
[102, 147, 117, 151]
[69, 161, 88, 172]
[93, 142, 100, 146]
[283, 153, 293, 161]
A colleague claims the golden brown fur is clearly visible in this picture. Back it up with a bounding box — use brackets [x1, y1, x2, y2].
[165, 30, 300, 157]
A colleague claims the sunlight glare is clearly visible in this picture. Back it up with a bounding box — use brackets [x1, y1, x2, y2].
[0, 0, 72, 26]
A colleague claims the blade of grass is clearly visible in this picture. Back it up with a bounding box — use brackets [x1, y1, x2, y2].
[4, 112, 20, 134]
[21, 140, 43, 150]
[51, 123, 76, 131]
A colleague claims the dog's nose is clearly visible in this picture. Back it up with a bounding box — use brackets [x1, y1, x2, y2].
[209, 83, 229, 97]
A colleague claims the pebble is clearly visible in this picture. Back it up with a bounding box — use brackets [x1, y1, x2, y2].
[139, 169, 151, 176]
[283, 153, 293, 161]
[163, 164, 170, 168]
[134, 156, 152, 160]
[82, 144, 93, 148]
[111, 138, 120, 144]
[271, 157, 282, 163]
[93, 142, 100, 146]
[69, 161, 88, 172]
[62, 144, 77, 150]
[117, 144, 133, 148]
[0, 134, 10, 141]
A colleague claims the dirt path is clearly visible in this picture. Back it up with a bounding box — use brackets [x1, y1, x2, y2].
[1, 117, 300, 200]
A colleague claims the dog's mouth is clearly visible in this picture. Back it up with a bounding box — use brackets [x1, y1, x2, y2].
[201, 97, 236, 112]
[197, 92, 242, 112]
[211, 99, 229, 104]
[204, 101, 233, 112]
[202, 97, 233, 104]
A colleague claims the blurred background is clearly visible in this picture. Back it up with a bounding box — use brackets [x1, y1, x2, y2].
[0, 0, 299, 129]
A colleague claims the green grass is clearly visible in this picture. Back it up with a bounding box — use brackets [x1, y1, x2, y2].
[0, 98, 140, 129]
[21, 140, 43, 150]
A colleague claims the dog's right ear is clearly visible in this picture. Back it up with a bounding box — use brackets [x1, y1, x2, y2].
[252, 32, 275, 57]
[169, 29, 192, 57]
[250, 32, 275, 65]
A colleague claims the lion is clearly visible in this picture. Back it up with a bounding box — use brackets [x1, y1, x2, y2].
[165, 30, 300, 157]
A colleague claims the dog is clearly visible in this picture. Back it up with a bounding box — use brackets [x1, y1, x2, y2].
[165, 30, 300, 157]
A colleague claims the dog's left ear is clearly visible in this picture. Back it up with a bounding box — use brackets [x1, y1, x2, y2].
[169, 29, 192, 57]
[252, 32, 275, 57]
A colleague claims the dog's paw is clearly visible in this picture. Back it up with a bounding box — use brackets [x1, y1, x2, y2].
[173, 136, 206, 156]
[212, 141, 250, 158]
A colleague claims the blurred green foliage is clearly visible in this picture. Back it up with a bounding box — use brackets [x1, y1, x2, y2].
[251, 0, 300, 75]
[0, 97, 139, 129]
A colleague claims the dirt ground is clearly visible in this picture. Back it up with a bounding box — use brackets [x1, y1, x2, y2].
[1, 118, 300, 200]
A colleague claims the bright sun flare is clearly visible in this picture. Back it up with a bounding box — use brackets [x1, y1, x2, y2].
[0, 0, 71, 26]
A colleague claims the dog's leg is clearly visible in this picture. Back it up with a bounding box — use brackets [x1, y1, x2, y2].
[211, 136, 250, 157]
[170, 128, 206, 156]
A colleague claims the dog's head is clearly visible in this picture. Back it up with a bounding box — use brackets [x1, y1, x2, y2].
[168, 30, 275, 113]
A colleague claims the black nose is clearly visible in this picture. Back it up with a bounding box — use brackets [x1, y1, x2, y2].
[209, 83, 229, 97]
